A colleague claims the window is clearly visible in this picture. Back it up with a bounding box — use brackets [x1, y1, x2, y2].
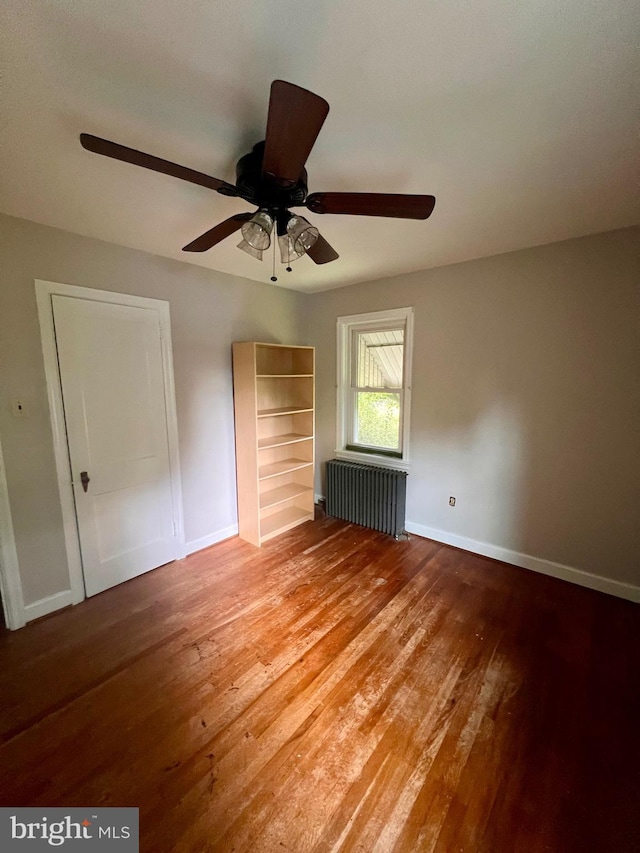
[337, 307, 413, 469]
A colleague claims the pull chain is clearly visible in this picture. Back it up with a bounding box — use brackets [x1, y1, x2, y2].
[270, 237, 277, 282]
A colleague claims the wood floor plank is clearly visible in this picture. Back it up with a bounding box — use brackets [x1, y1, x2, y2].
[0, 519, 638, 852]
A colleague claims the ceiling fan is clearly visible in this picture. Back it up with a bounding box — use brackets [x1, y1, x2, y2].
[80, 80, 436, 275]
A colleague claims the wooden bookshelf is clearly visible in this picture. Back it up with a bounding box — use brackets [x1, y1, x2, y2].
[232, 342, 315, 546]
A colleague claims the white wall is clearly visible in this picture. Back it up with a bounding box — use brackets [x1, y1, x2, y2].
[309, 227, 640, 591]
[0, 213, 306, 607]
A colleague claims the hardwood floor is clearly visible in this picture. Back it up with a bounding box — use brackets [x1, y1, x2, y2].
[1, 517, 638, 852]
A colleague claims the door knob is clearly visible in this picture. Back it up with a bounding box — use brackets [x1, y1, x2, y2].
[80, 471, 90, 493]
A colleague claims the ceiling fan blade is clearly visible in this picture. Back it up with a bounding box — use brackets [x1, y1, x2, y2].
[262, 81, 329, 187]
[80, 134, 238, 196]
[307, 234, 339, 265]
[182, 213, 253, 252]
[306, 192, 436, 220]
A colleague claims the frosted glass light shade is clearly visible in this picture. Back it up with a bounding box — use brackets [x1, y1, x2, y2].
[240, 211, 274, 250]
[278, 233, 304, 263]
[237, 239, 263, 260]
[287, 215, 319, 256]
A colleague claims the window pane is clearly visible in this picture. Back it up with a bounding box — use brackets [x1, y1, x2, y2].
[355, 391, 401, 450]
[353, 328, 404, 389]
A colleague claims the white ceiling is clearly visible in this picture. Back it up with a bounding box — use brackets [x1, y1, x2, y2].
[1, 0, 638, 293]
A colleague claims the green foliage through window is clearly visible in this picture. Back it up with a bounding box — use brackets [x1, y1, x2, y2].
[355, 392, 400, 450]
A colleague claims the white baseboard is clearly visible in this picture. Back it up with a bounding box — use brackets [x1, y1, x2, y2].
[405, 521, 640, 603]
[17, 527, 237, 627]
[185, 524, 239, 556]
[315, 493, 325, 504]
[23, 589, 75, 623]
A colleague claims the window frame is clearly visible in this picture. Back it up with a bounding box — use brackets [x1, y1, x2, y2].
[336, 307, 413, 471]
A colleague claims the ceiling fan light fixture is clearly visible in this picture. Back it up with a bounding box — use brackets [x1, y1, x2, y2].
[240, 210, 274, 250]
[287, 215, 319, 256]
[278, 233, 304, 263]
[237, 239, 264, 260]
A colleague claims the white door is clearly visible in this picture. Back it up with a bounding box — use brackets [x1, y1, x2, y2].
[52, 295, 178, 597]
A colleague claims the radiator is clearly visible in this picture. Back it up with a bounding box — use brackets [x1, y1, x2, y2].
[325, 460, 407, 538]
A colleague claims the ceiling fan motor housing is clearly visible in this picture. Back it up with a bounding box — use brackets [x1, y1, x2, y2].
[235, 142, 308, 210]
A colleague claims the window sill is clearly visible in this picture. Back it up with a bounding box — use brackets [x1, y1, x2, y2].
[334, 449, 410, 472]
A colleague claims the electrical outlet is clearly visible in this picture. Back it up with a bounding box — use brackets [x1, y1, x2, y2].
[449, 496, 456, 507]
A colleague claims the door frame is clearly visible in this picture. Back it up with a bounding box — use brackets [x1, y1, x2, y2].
[35, 280, 186, 608]
[0, 432, 25, 630]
